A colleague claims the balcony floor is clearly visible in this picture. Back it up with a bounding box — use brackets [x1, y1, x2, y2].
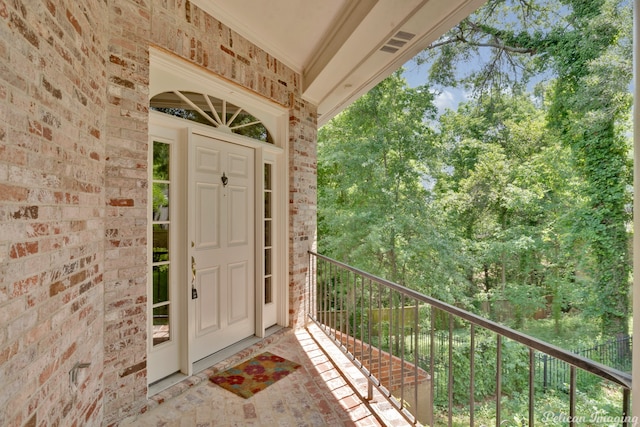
[122, 323, 413, 426]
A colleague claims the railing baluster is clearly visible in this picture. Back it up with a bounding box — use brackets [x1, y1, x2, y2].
[623, 388, 631, 427]
[327, 258, 331, 330]
[337, 263, 341, 337]
[336, 262, 340, 337]
[340, 271, 350, 349]
[323, 257, 328, 327]
[311, 255, 316, 320]
[496, 335, 502, 427]
[343, 269, 348, 349]
[378, 282, 383, 388]
[307, 254, 310, 322]
[388, 287, 393, 389]
[360, 273, 365, 369]
[569, 365, 576, 425]
[308, 254, 312, 321]
[337, 267, 341, 342]
[367, 278, 374, 400]
[529, 348, 535, 427]
[316, 257, 320, 322]
[448, 314, 453, 426]
[470, 323, 475, 427]
[430, 307, 436, 427]
[413, 303, 419, 421]
[542, 354, 548, 392]
[400, 294, 406, 410]
[321, 259, 326, 328]
[351, 271, 356, 358]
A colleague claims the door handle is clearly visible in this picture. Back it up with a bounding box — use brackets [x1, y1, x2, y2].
[191, 255, 198, 299]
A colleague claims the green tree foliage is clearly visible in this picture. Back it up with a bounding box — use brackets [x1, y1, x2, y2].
[435, 93, 584, 328]
[419, 0, 633, 337]
[544, 0, 633, 337]
[318, 0, 632, 340]
[318, 72, 470, 303]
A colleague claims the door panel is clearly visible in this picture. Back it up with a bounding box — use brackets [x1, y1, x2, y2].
[195, 145, 221, 172]
[228, 152, 249, 175]
[196, 266, 220, 332]
[189, 133, 255, 363]
[228, 186, 249, 245]
[228, 261, 250, 323]
[195, 183, 220, 248]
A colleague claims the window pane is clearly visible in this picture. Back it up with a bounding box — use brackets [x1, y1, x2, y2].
[153, 224, 169, 262]
[153, 141, 170, 180]
[153, 183, 169, 221]
[264, 164, 272, 190]
[265, 248, 271, 275]
[264, 220, 271, 247]
[264, 192, 271, 218]
[153, 305, 170, 346]
[264, 277, 272, 304]
[153, 265, 169, 304]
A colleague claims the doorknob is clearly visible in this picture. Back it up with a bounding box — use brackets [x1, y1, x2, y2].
[221, 172, 228, 187]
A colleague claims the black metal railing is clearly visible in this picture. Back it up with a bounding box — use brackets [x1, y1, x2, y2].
[414, 331, 632, 406]
[307, 251, 633, 426]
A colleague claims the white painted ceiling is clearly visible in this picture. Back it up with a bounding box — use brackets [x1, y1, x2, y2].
[192, 0, 486, 125]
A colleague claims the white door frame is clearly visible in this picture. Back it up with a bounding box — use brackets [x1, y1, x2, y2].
[147, 124, 188, 384]
[148, 110, 287, 382]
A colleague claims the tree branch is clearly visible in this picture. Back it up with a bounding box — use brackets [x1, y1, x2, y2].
[428, 20, 538, 56]
[428, 36, 538, 55]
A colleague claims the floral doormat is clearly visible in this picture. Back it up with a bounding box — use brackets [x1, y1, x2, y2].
[209, 352, 301, 399]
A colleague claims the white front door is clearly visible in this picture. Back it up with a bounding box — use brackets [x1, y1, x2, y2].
[188, 133, 256, 363]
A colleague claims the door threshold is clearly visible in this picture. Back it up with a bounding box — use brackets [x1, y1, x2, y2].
[193, 325, 283, 373]
[148, 372, 189, 396]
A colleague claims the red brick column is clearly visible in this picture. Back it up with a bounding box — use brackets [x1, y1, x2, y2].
[288, 98, 318, 328]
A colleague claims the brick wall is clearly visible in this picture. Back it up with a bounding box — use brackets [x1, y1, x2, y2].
[289, 98, 318, 329]
[1, 0, 317, 426]
[102, 0, 151, 423]
[0, 1, 108, 426]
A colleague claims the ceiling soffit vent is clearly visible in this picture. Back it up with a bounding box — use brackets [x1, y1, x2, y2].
[379, 30, 416, 54]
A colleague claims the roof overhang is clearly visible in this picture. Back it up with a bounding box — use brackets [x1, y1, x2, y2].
[191, 0, 486, 126]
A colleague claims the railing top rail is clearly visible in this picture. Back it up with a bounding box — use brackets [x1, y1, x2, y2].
[309, 251, 633, 390]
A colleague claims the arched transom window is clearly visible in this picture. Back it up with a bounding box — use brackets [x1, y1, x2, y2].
[150, 91, 274, 144]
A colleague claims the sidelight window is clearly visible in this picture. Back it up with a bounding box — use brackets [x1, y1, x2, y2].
[152, 141, 172, 346]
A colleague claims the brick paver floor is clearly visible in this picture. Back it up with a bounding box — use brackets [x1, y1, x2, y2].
[120, 324, 413, 426]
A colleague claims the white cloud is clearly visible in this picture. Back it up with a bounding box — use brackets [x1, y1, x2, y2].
[433, 88, 469, 114]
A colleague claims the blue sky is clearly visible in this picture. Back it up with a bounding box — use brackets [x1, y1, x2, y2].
[402, 58, 470, 114]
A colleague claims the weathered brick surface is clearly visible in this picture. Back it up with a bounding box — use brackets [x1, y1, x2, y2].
[333, 331, 430, 391]
[0, 1, 108, 427]
[289, 98, 318, 329]
[1, 0, 318, 425]
[150, 0, 300, 108]
[102, 0, 151, 423]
